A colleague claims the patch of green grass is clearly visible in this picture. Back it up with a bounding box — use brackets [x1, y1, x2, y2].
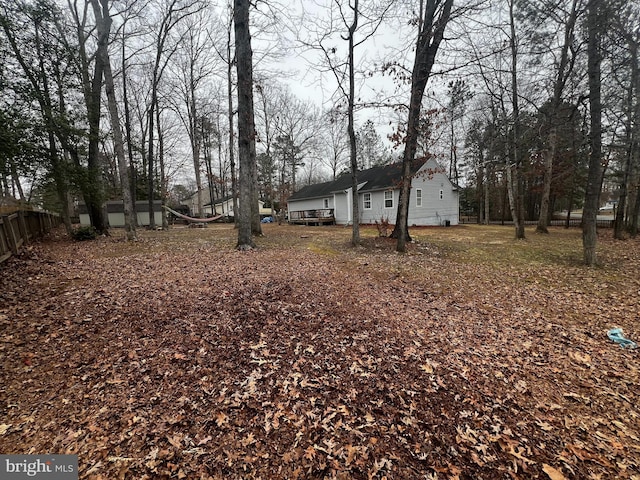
[410, 225, 585, 267]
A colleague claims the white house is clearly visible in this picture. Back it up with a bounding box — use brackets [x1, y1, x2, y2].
[181, 192, 272, 219]
[287, 159, 459, 226]
[181, 189, 214, 217]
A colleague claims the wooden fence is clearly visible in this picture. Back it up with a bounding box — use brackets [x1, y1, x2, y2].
[460, 217, 615, 228]
[0, 210, 61, 264]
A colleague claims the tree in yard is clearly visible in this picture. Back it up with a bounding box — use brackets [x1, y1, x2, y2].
[234, 0, 259, 249]
[446, 78, 473, 187]
[200, 111, 227, 216]
[464, 113, 492, 224]
[212, 3, 240, 226]
[67, 0, 112, 235]
[463, 0, 533, 240]
[356, 119, 390, 170]
[583, 0, 604, 265]
[322, 107, 349, 180]
[611, 3, 640, 239]
[0, 0, 75, 234]
[168, 10, 219, 219]
[143, 0, 205, 229]
[341, 0, 360, 245]
[298, 0, 394, 246]
[90, 0, 137, 241]
[512, 0, 586, 234]
[0, 107, 32, 202]
[255, 82, 274, 217]
[272, 134, 303, 199]
[392, 0, 455, 252]
[505, 0, 526, 240]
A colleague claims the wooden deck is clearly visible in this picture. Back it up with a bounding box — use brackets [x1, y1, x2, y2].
[288, 209, 335, 226]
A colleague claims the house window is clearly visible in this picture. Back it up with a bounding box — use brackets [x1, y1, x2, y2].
[323, 198, 329, 209]
[363, 193, 372, 210]
[416, 189, 422, 207]
[439, 189, 444, 200]
[384, 191, 393, 208]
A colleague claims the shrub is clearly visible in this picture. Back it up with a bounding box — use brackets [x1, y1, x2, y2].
[375, 216, 390, 237]
[72, 226, 97, 241]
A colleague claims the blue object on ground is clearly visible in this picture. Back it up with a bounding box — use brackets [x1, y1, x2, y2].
[607, 328, 638, 349]
[261, 216, 273, 223]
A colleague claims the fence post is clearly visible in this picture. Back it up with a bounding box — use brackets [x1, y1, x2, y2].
[0, 216, 11, 263]
[18, 210, 29, 243]
[6, 214, 20, 254]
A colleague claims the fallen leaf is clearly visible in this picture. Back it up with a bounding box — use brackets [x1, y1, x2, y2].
[304, 445, 316, 461]
[420, 362, 434, 374]
[568, 351, 591, 366]
[542, 463, 567, 480]
[215, 412, 228, 427]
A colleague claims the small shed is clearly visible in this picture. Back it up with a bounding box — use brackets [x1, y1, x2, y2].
[79, 200, 163, 227]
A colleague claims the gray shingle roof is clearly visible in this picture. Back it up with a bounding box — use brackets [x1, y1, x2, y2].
[288, 160, 426, 201]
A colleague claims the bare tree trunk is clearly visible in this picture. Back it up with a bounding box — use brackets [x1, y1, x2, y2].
[505, 162, 520, 232]
[536, 130, 556, 233]
[631, 177, 640, 236]
[187, 61, 204, 218]
[536, 0, 580, 234]
[508, 0, 524, 240]
[67, 1, 108, 233]
[9, 161, 25, 201]
[392, 0, 454, 252]
[49, 132, 73, 235]
[156, 105, 168, 230]
[583, 0, 603, 265]
[147, 94, 158, 230]
[484, 163, 490, 225]
[92, 0, 136, 240]
[348, 0, 360, 246]
[251, 145, 262, 235]
[227, 28, 239, 227]
[121, 19, 137, 226]
[615, 32, 639, 239]
[192, 117, 204, 218]
[234, 0, 256, 250]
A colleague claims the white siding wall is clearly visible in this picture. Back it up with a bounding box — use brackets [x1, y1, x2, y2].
[287, 198, 327, 212]
[407, 161, 459, 226]
[79, 211, 163, 227]
[360, 190, 398, 224]
[358, 160, 458, 226]
[334, 192, 350, 224]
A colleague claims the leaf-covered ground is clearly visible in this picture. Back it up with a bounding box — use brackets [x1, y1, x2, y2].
[1, 224, 639, 480]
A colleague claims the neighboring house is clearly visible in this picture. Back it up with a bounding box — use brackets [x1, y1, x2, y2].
[181, 189, 213, 217]
[79, 200, 163, 227]
[181, 194, 272, 218]
[209, 195, 272, 218]
[287, 158, 459, 226]
[181, 189, 272, 218]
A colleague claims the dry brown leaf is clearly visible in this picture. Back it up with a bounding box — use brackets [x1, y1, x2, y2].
[2, 226, 639, 480]
[420, 362, 434, 374]
[304, 445, 316, 461]
[542, 463, 567, 480]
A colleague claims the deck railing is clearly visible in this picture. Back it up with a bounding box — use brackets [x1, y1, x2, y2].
[288, 209, 335, 225]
